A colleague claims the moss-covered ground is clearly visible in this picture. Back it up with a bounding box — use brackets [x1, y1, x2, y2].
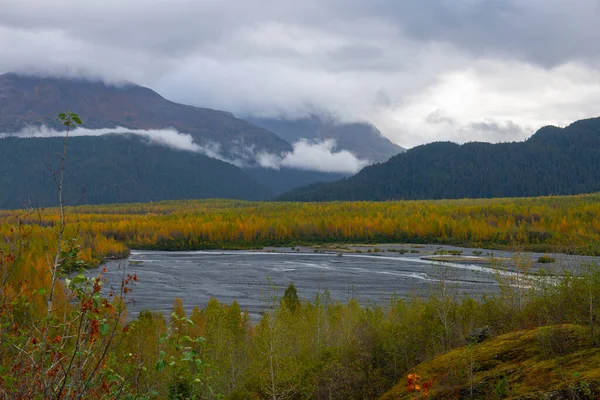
[380, 325, 600, 399]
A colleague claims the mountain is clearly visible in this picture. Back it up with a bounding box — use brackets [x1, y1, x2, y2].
[244, 167, 346, 196]
[0, 73, 365, 194]
[279, 117, 600, 201]
[0, 73, 292, 161]
[0, 135, 270, 209]
[246, 114, 404, 163]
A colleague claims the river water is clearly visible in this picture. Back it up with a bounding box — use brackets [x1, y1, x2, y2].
[93, 244, 596, 318]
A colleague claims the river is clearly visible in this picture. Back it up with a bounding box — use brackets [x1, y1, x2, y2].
[92, 244, 596, 318]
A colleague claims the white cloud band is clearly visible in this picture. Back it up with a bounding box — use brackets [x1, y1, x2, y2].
[2, 126, 366, 173]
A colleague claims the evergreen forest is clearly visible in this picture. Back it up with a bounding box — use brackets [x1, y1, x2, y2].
[280, 118, 600, 201]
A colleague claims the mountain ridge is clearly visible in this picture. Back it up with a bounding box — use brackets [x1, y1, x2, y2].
[246, 114, 404, 163]
[0, 72, 292, 162]
[0, 72, 402, 197]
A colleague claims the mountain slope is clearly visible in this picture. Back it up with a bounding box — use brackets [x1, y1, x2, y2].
[0, 135, 270, 209]
[0, 73, 292, 161]
[0, 73, 379, 197]
[246, 114, 403, 163]
[380, 325, 600, 399]
[243, 167, 347, 195]
[279, 117, 600, 201]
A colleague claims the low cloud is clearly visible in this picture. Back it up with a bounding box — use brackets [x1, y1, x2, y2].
[5, 125, 203, 151]
[425, 109, 454, 125]
[1, 125, 250, 165]
[467, 120, 528, 139]
[258, 139, 368, 173]
[2, 126, 366, 173]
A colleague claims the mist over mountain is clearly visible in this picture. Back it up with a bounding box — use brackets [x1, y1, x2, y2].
[0, 72, 291, 164]
[0, 72, 378, 195]
[246, 114, 404, 164]
[279, 117, 600, 202]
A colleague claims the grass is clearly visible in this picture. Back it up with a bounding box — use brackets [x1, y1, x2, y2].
[380, 325, 600, 399]
[433, 249, 464, 256]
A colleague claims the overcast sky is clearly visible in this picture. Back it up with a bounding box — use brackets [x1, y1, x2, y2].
[1, 0, 599, 148]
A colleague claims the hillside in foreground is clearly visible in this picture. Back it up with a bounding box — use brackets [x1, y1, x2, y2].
[279, 117, 600, 201]
[380, 325, 600, 399]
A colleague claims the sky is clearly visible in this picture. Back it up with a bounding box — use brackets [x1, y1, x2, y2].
[1, 0, 600, 148]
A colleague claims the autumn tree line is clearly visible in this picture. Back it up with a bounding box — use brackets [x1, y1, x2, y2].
[2, 193, 600, 264]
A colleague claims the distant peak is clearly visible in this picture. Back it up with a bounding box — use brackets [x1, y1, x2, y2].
[0, 71, 166, 102]
[0, 71, 140, 89]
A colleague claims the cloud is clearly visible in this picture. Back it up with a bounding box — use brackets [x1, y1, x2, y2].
[425, 109, 454, 125]
[258, 139, 368, 173]
[1, 0, 600, 148]
[1, 125, 248, 166]
[257, 152, 282, 169]
[5, 125, 208, 150]
[467, 121, 528, 139]
[368, 0, 600, 68]
[388, 61, 600, 145]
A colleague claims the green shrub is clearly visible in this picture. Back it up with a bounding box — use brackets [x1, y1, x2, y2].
[493, 376, 509, 398]
[388, 248, 408, 254]
[537, 326, 581, 358]
[538, 255, 556, 264]
[434, 249, 462, 256]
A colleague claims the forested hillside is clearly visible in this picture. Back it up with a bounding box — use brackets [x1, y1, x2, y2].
[244, 167, 347, 195]
[279, 117, 600, 201]
[0, 135, 270, 209]
[0, 74, 376, 195]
